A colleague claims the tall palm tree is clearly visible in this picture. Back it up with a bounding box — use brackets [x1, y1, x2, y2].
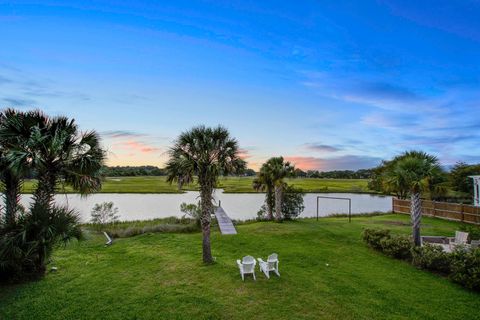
[0, 110, 106, 211]
[386, 151, 442, 246]
[0, 109, 31, 226]
[263, 157, 294, 221]
[166, 126, 245, 263]
[253, 166, 274, 220]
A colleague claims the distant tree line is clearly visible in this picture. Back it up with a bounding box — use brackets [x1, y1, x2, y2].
[101, 166, 166, 176]
[101, 166, 257, 177]
[294, 168, 374, 179]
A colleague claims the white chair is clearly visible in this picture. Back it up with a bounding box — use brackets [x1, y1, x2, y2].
[237, 256, 256, 281]
[438, 231, 469, 252]
[449, 231, 469, 247]
[257, 253, 280, 279]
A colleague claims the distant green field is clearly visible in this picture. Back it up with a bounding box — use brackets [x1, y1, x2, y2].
[20, 176, 373, 194]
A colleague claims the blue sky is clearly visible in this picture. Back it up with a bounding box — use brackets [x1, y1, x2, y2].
[1, 0, 479, 170]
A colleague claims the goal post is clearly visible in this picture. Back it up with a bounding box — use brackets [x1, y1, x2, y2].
[316, 196, 352, 222]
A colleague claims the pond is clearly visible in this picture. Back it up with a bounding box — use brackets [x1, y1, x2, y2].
[19, 191, 392, 222]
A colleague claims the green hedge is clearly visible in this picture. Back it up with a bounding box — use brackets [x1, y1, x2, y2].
[362, 229, 480, 291]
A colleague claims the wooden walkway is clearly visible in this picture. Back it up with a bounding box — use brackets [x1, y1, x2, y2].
[214, 206, 237, 235]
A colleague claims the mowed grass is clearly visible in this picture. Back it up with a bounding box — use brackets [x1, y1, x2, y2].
[1, 214, 478, 320]
[21, 176, 372, 194]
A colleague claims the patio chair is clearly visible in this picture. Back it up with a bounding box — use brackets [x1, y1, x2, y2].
[237, 256, 256, 281]
[438, 231, 469, 253]
[257, 253, 280, 279]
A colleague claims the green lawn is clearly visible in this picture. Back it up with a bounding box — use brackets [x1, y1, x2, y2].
[1, 214, 478, 320]
[21, 176, 372, 194]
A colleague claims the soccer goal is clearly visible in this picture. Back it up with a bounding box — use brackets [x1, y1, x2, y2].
[316, 196, 352, 222]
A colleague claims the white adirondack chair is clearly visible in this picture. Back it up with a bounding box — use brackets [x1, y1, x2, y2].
[438, 231, 469, 252]
[237, 256, 256, 281]
[257, 253, 280, 279]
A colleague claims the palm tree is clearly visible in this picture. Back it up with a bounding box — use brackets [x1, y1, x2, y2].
[253, 166, 274, 220]
[386, 151, 442, 246]
[0, 110, 105, 211]
[0, 109, 104, 276]
[0, 109, 30, 227]
[263, 157, 294, 221]
[166, 126, 245, 263]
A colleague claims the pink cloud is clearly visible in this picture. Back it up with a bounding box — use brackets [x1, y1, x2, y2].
[238, 148, 252, 160]
[113, 140, 161, 154]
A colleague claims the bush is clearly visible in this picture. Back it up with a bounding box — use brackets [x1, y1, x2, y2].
[0, 205, 82, 282]
[362, 229, 391, 250]
[282, 185, 305, 220]
[180, 202, 202, 226]
[380, 235, 413, 260]
[411, 244, 451, 274]
[257, 185, 305, 220]
[90, 202, 120, 229]
[363, 229, 480, 291]
[449, 247, 480, 291]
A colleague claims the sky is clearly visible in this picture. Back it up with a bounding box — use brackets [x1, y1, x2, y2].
[1, 0, 479, 171]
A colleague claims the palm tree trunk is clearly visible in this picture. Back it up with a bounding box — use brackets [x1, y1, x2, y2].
[411, 192, 422, 246]
[266, 186, 274, 220]
[3, 170, 21, 226]
[274, 184, 283, 221]
[199, 183, 214, 264]
[33, 172, 57, 211]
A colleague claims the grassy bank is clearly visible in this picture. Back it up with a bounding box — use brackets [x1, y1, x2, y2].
[1, 214, 478, 319]
[21, 176, 372, 194]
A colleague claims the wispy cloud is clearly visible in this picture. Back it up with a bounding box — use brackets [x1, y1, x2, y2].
[2, 97, 37, 106]
[304, 143, 341, 153]
[101, 130, 147, 139]
[0, 75, 11, 85]
[301, 71, 426, 112]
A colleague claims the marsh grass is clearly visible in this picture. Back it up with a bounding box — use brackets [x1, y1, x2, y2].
[17, 177, 373, 194]
[83, 216, 200, 238]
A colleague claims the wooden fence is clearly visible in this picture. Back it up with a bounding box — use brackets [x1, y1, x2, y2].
[393, 198, 480, 225]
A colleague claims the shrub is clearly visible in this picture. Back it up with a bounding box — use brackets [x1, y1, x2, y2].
[449, 247, 480, 291]
[380, 235, 413, 260]
[362, 229, 391, 250]
[257, 185, 305, 220]
[90, 202, 120, 229]
[411, 244, 451, 274]
[282, 185, 305, 220]
[180, 202, 202, 226]
[0, 205, 82, 282]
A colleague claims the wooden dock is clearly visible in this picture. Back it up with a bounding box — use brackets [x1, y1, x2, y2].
[214, 206, 237, 235]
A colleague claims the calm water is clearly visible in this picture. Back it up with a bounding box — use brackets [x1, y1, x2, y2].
[19, 191, 392, 222]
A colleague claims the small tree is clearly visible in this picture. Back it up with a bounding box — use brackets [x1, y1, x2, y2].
[90, 202, 120, 227]
[180, 202, 202, 226]
[282, 185, 305, 220]
[257, 184, 304, 220]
